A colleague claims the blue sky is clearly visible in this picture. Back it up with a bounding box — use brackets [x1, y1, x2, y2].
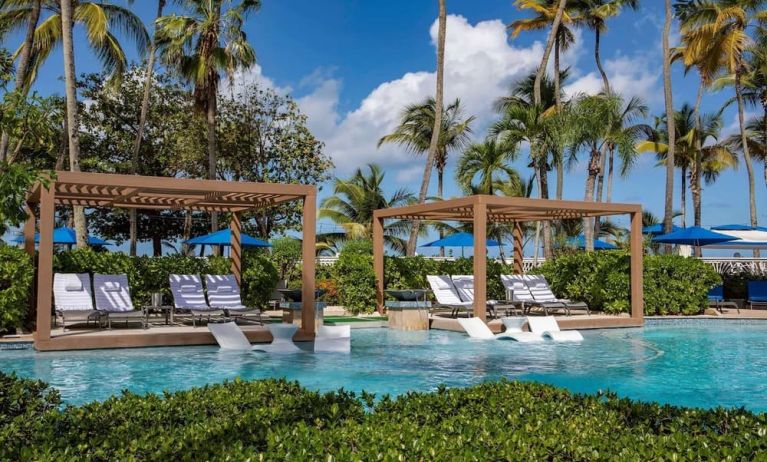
[10, 0, 765, 255]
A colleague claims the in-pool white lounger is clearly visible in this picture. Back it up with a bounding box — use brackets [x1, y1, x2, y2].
[526, 316, 584, 342]
[500, 317, 544, 343]
[207, 322, 307, 353]
[457, 317, 536, 341]
[314, 325, 351, 353]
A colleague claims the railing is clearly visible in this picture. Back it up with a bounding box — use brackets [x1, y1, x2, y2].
[700, 258, 767, 275]
[317, 255, 547, 272]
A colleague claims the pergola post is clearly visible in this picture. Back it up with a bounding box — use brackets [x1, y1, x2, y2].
[629, 210, 644, 321]
[301, 193, 317, 335]
[373, 215, 385, 314]
[512, 222, 524, 274]
[35, 183, 55, 345]
[23, 203, 36, 257]
[473, 199, 487, 321]
[230, 212, 242, 286]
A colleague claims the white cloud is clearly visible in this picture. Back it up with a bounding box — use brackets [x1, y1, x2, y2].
[395, 164, 426, 183]
[564, 52, 660, 103]
[220, 63, 293, 97]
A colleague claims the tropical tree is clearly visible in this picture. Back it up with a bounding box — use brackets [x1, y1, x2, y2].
[129, 0, 167, 256]
[407, 0, 447, 256]
[727, 116, 766, 191]
[156, 0, 260, 235]
[674, 0, 762, 235]
[661, 0, 676, 245]
[318, 164, 416, 254]
[456, 138, 521, 195]
[378, 98, 474, 199]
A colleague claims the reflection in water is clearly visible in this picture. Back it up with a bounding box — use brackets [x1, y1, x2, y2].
[4, 321, 767, 410]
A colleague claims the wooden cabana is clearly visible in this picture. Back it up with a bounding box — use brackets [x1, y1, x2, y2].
[24, 171, 317, 351]
[372, 195, 644, 326]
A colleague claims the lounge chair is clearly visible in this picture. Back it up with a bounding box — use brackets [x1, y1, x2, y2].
[500, 275, 567, 316]
[747, 281, 767, 309]
[208, 321, 253, 349]
[53, 273, 100, 330]
[169, 274, 223, 326]
[427, 275, 473, 318]
[205, 274, 262, 325]
[314, 325, 351, 353]
[500, 317, 544, 342]
[451, 275, 502, 318]
[526, 316, 583, 342]
[457, 317, 538, 341]
[93, 274, 147, 329]
[523, 275, 590, 315]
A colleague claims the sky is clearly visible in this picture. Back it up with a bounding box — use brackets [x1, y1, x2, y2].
[7, 0, 765, 256]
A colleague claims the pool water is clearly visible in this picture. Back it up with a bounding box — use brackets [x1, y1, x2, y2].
[2, 319, 767, 411]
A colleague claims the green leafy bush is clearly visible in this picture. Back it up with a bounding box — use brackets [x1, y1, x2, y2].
[241, 255, 279, 307]
[0, 246, 35, 331]
[4, 373, 767, 460]
[334, 240, 376, 314]
[540, 251, 721, 315]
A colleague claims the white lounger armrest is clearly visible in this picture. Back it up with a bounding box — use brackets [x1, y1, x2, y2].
[544, 330, 584, 342]
[497, 331, 544, 342]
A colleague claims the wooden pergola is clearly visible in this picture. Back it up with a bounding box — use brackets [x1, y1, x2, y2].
[372, 195, 644, 323]
[25, 171, 317, 350]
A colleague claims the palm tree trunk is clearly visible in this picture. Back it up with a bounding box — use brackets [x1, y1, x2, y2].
[583, 147, 600, 252]
[0, 0, 42, 161]
[129, 0, 166, 257]
[692, 81, 704, 257]
[438, 167, 445, 257]
[680, 166, 686, 228]
[593, 143, 608, 237]
[206, 82, 220, 257]
[60, 0, 88, 248]
[606, 147, 615, 203]
[533, 0, 567, 105]
[554, 32, 564, 200]
[407, 0, 446, 256]
[594, 29, 610, 96]
[662, 0, 676, 253]
[736, 70, 758, 241]
[539, 162, 552, 259]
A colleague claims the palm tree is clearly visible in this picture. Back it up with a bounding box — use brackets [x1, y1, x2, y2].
[727, 117, 766, 191]
[572, 0, 639, 96]
[406, 0, 447, 256]
[156, 0, 260, 235]
[509, 0, 576, 115]
[661, 0, 676, 246]
[129, 0, 166, 256]
[378, 98, 474, 199]
[675, 0, 761, 236]
[319, 164, 416, 254]
[456, 138, 521, 195]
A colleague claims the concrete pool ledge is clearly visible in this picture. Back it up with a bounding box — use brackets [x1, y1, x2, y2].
[430, 314, 642, 333]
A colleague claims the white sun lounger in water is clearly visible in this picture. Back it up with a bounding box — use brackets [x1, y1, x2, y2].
[526, 316, 584, 342]
[314, 325, 351, 353]
[500, 317, 544, 343]
[207, 322, 303, 353]
[457, 317, 538, 341]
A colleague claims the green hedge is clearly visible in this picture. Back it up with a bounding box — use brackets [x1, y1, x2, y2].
[3, 372, 767, 460]
[540, 251, 721, 315]
[0, 246, 34, 332]
[53, 249, 277, 308]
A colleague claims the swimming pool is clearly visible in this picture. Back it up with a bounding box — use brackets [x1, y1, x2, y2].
[2, 319, 767, 411]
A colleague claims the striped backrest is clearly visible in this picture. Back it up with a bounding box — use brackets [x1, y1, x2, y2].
[451, 275, 474, 302]
[500, 275, 535, 302]
[169, 274, 209, 309]
[522, 275, 558, 302]
[93, 274, 134, 312]
[427, 275, 465, 305]
[205, 274, 245, 308]
[53, 273, 94, 311]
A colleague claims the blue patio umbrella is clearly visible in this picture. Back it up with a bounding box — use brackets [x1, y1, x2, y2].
[652, 226, 738, 247]
[710, 224, 767, 232]
[421, 232, 501, 257]
[565, 235, 617, 250]
[642, 223, 683, 235]
[183, 228, 271, 248]
[12, 227, 111, 246]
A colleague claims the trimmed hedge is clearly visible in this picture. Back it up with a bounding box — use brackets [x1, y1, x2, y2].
[0, 246, 34, 332]
[540, 251, 721, 315]
[2, 372, 767, 460]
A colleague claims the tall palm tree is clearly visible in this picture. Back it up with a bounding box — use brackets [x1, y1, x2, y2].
[318, 164, 416, 254]
[727, 116, 766, 191]
[662, 0, 676, 246]
[378, 98, 474, 199]
[156, 0, 259, 235]
[407, 0, 446, 256]
[675, 0, 761, 235]
[129, 0, 166, 256]
[572, 0, 639, 96]
[456, 138, 521, 195]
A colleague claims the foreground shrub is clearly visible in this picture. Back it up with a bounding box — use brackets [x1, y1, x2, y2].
[334, 240, 376, 314]
[0, 246, 35, 332]
[540, 251, 721, 315]
[3, 373, 767, 461]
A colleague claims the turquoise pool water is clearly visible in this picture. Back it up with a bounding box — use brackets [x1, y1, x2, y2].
[2, 319, 767, 411]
